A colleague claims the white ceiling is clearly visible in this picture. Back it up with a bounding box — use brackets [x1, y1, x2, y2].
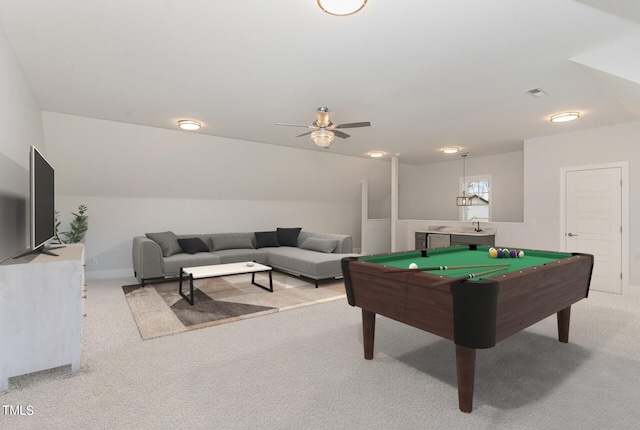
[1, 0, 639, 165]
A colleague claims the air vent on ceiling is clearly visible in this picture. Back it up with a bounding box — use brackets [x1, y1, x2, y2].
[525, 88, 548, 97]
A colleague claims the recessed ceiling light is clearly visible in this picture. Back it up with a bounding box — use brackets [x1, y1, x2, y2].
[442, 147, 460, 154]
[178, 120, 201, 130]
[550, 112, 580, 123]
[368, 151, 385, 158]
[317, 0, 367, 16]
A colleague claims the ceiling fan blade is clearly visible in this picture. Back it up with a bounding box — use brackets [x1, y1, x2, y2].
[334, 121, 371, 129]
[296, 130, 314, 138]
[333, 130, 351, 139]
[275, 122, 316, 129]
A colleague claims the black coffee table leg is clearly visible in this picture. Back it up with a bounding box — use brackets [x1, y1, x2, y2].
[251, 271, 273, 292]
[179, 269, 195, 305]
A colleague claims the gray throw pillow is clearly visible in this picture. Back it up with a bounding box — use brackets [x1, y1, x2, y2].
[178, 238, 209, 254]
[211, 233, 255, 251]
[146, 231, 183, 257]
[300, 237, 338, 253]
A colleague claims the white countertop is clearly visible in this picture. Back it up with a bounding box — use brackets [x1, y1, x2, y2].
[420, 226, 497, 237]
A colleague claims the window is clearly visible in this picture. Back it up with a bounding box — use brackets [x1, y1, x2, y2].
[460, 174, 491, 221]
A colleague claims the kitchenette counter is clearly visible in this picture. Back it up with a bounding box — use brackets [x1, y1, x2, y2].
[423, 225, 497, 236]
[415, 226, 497, 249]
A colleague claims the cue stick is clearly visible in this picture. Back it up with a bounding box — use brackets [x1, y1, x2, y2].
[383, 263, 510, 274]
[428, 265, 511, 288]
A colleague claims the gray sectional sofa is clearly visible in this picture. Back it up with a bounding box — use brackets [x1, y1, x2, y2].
[132, 228, 358, 287]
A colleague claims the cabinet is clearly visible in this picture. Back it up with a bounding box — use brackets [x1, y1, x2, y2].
[415, 231, 495, 249]
[450, 234, 495, 247]
[415, 232, 427, 249]
[415, 232, 452, 249]
[0, 244, 85, 391]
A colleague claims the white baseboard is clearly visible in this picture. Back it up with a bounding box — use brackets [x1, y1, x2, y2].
[85, 268, 134, 281]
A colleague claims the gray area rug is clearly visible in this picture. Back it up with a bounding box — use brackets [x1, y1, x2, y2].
[122, 272, 346, 340]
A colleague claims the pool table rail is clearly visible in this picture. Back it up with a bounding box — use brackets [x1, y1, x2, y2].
[342, 257, 458, 340]
[492, 253, 593, 343]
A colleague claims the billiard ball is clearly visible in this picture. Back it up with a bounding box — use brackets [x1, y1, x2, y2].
[409, 263, 418, 269]
[509, 249, 517, 258]
[518, 250, 525, 258]
[502, 248, 510, 258]
[489, 248, 498, 258]
[497, 249, 504, 258]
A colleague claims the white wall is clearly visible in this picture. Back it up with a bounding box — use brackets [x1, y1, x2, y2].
[0, 22, 44, 262]
[362, 219, 391, 255]
[399, 151, 524, 222]
[524, 121, 639, 285]
[43, 112, 391, 279]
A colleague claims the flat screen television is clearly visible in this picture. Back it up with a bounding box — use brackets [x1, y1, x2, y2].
[14, 146, 62, 258]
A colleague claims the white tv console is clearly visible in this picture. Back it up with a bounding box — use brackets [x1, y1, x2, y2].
[0, 244, 85, 391]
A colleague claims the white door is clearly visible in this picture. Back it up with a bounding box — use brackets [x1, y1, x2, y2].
[565, 167, 622, 294]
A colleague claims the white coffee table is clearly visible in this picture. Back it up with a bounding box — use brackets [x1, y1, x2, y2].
[179, 261, 273, 305]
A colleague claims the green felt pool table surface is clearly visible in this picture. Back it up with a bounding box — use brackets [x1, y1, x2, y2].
[359, 246, 573, 280]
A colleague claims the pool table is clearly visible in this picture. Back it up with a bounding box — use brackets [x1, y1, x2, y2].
[341, 245, 594, 413]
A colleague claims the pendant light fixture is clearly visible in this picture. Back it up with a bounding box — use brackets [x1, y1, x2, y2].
[456, 153, 472, 206]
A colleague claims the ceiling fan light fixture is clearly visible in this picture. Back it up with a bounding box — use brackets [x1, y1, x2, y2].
[317, 0, 367, 16]
[311, 129, 335, 147]
[550, 112, 580, 123]
[178, 120, 201, 130]
[276, 107, 370, 148]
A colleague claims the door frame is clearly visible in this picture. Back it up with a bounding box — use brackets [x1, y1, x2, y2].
[560, 162, 629, 295]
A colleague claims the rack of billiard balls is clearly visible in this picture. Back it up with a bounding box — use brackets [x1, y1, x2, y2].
[489, 247, 524, 259]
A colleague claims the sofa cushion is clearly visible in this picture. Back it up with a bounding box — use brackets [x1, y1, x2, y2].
[211, 233, 255, 251]
[277, 227, 301, 247]
[300, 237, 338, 253]
[212, 249, 268, 264]
[297, 231, 352, 253]
[255, 231, 280, 248]
[264, 247, 351, 279]
[178, 237, 209, 254]
[146, 231, 182, 257]
[162, 252, 221, 276]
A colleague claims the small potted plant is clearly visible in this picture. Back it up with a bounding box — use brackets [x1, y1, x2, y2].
[53, 204, 89, 244]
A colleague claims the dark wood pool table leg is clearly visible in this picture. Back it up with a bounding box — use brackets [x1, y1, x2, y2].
[362, 309, 376, 359]
[557, 305, 571, 343]
[455, 344, 476, 413]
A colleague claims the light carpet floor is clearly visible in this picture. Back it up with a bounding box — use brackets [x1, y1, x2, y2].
[2, 278, 639, 429]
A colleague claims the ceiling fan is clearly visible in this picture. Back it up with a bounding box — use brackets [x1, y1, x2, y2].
[276, 107, 371, 148]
